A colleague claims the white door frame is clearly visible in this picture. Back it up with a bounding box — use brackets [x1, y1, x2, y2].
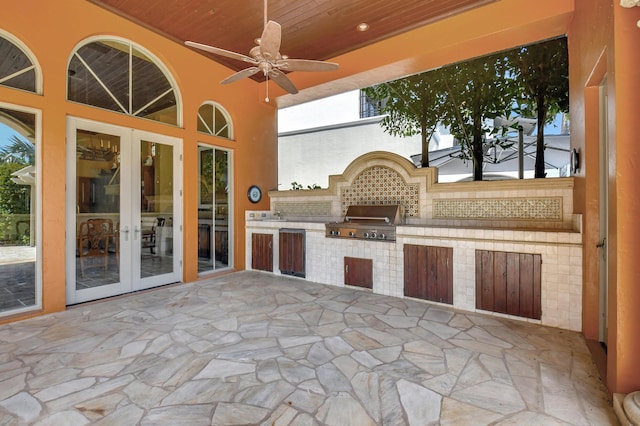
[598, 80, 609, 345]
[66, 117, 182, 304]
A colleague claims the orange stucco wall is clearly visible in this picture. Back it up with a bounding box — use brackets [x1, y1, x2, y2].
[568, 0, 613, 343]
[569, 0, 640, 393]
[611, 3, 640, 394]
[0, 0, 277, 324]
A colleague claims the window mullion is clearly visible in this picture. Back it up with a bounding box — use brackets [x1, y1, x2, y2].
[132, 88, 172, 117]
[75, 53, 128, 114]
[0, 65, 35, 85]
[197, 113, 213, 135]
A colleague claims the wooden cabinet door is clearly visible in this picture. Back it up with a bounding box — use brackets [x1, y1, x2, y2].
[475, 250, 541, 320]
[344, 257, 373, 289]
[404, 244, 453, 304]
[251, 233, 273, 272]
[279, 230, 305, 277]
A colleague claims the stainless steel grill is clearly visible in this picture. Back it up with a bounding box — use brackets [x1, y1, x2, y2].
[325, 204, 403, 242]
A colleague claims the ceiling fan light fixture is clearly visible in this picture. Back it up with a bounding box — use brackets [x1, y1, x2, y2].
[185, 0, 339, 99]
[357, 22, 370, 32]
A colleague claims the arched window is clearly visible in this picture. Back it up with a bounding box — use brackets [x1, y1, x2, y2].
[67, 38, 179, 126]
[0, 31, 40, 94]
[197, 102, 233, 139]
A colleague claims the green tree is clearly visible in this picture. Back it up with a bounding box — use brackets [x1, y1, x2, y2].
[510, 37, 569, 178]
[0, 162, 30, 242]
[363, 69, 447, 167]
[0, 135, 35, 165]
[440, 52, 516, 181]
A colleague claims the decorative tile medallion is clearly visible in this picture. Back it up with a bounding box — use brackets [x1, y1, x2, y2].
[433, 197, 563, 220]
[341, 166, 419, 216]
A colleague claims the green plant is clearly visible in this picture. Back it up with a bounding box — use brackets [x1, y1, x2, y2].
[291, 182, 321, 190]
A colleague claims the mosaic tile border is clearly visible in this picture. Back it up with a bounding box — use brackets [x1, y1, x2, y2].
[341, 166, 419, 217]
[433, 197, 563, 220]
[273, 201, 332, 217]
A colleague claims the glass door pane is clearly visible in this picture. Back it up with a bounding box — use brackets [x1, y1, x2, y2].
[214, 150, 230, 269]
[0, 108, 38, 315]
[75, 130, 120, 290]
[198, 146, 231, 273]
[139, 140, 174, 279]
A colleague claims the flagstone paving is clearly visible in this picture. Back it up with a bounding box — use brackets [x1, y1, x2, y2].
[0, 271, 617, 425]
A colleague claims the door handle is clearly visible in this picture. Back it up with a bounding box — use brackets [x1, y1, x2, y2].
[596, 238, 606, 248]
[121, 226, 129, 242]
[134, 226, 140, 240]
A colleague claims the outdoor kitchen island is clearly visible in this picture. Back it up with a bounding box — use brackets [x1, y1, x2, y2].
[246, 151, 583, 332]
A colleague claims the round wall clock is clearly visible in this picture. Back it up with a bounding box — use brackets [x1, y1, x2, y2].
[247, 185, 262, 203]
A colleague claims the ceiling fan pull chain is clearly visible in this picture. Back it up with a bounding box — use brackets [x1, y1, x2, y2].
[265, 71, 270, 102]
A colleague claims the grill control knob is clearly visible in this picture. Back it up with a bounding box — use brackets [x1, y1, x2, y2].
[363, 232, 370, 238]
[370, 232, 377, 239]
[379, 233, 386, 240]
[348, 231, 356, 237]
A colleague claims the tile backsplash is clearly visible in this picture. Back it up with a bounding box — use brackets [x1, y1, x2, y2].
[268, 151, 576, 230]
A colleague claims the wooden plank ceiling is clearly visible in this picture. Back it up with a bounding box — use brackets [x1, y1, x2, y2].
[89, 0, 495, 81]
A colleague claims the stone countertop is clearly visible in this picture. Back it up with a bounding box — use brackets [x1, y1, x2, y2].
[245, 218, 582, 244]
[246, 217, 580, 233]
[245, 219, 327, 230]
[396, 225, 582, 245]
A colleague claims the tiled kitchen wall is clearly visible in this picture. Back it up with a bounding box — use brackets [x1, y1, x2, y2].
[249, 151, 583, 331]
[269, 152, 577, 230]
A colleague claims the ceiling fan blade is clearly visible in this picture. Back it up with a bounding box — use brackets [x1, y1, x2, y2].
[278, 59, 339, 72]
[185, 41, 257, 64]
[269, 70, 298, 94]
[260, 20, 282, 60]
[220, 67, 260, 84]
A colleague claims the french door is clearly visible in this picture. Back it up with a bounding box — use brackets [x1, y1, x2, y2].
[66, 118, 182, 304]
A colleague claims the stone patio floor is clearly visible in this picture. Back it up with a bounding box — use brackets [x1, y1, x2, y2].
[0, 271, 617, 425]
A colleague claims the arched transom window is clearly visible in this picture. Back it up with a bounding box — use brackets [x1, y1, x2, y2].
[0, 32, 39, 93]
[198, 102, 233, 139]
[67, 38, 179, 126]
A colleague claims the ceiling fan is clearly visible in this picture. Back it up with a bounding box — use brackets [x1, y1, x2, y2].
[185, 0, 339, 102]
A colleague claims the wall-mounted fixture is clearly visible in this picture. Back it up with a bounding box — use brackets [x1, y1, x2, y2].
[571, 148, 580, 174]
[620, 0, 640, 27]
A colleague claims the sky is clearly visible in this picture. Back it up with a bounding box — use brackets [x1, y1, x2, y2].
[0, 123, 23, 150]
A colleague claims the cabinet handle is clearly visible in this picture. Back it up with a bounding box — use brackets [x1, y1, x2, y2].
[269, 241, 272, 249]
[345, 264, 349, 273]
